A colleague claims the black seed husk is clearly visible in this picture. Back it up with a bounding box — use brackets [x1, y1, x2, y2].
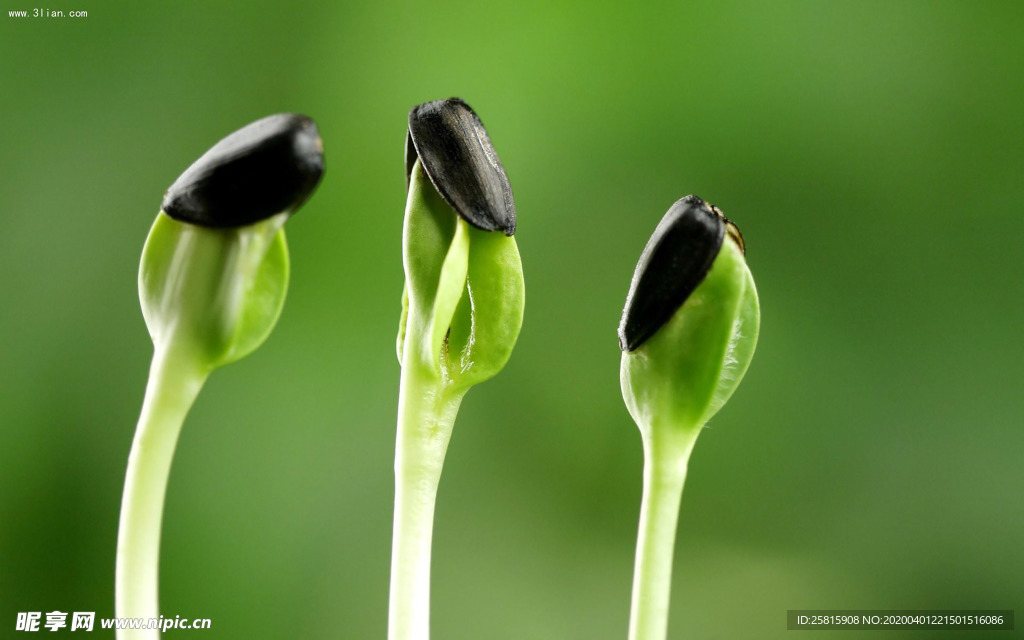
[406, 98, 516, 235]
[162, 114, 325, 228]
[618, 195, 726, 351]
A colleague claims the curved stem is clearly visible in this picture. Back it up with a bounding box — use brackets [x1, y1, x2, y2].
[115, 345, 207, 639]
[628, 430, 699, 640]
[388, 359, 464, 640]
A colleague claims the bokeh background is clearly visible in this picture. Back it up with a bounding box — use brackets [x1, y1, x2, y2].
[2, 1, 1022, 638]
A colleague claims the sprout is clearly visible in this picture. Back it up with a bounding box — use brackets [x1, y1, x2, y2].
[619, 196, 760, 640]
[116, 114, 324, 638]
[390, 98, 524, 640]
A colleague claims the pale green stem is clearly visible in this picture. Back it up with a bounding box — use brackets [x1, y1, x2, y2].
[115, 344, 207, 639]
[388, 349, 464, 640]
[628, 428, 699, 640]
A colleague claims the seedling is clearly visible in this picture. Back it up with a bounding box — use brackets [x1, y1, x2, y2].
[116, 114, 324, 638]
[619, 195, 760, 640]
[390, 98, 524, 640]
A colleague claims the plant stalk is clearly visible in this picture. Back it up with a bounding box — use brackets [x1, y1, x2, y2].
[388, 354, 464, 640]
[628, 428, 699, 640]
[115, 344, 207, 639]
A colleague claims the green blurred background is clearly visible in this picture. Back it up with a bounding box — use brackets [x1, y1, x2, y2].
[2, 1, 1021, 637]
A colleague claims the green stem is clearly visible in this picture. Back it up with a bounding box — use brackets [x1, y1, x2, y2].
[628, 428, 699, 640]
[115, 345, 207, 639]
[388, 357, 464, 640]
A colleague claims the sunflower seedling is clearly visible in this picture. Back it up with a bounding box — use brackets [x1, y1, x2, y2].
[619, 195, 760, 640]
[390, 98, 524, 640]
[116, 114, 324, 638]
